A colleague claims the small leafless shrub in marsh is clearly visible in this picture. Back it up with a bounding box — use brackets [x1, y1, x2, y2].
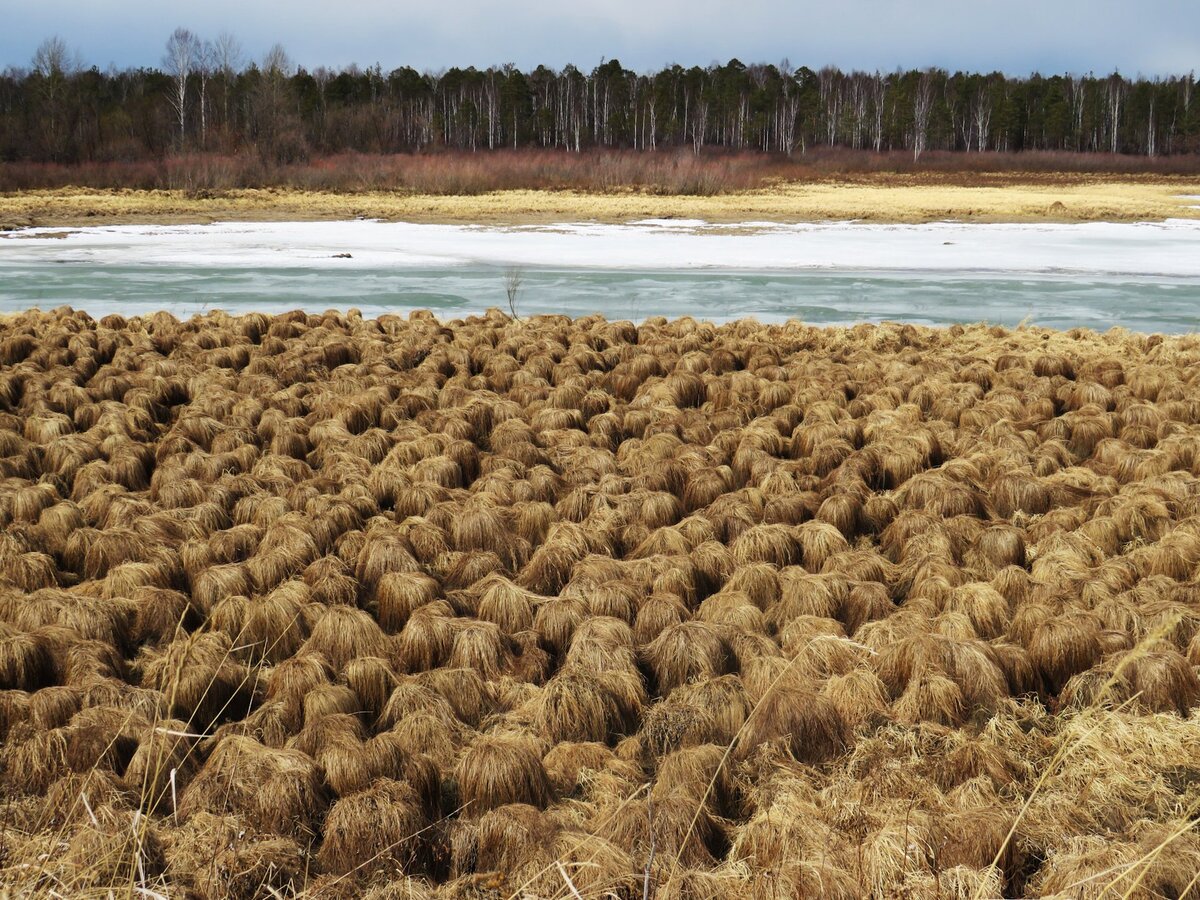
[5, 147, 1200, 193]
[504, 267, 524, 321]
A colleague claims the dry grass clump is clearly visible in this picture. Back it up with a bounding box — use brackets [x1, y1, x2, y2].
[3, 309, 1200, 896]
[165, 812, 305, 899]
[138, 631, 256, 729]
[641, 621, 731, 695]
[455, 733, 553, 816]
[531, 667, 643, 743]
[179, 734, 328, 841]
[316, 778, 430, 875]
[0, 624, 55, 690]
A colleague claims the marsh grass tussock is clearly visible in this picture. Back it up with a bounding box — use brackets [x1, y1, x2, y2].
[1, 307, 1200, 896]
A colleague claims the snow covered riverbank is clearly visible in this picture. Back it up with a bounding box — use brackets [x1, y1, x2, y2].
[3, 218, 1200, 277]
[2, 219, 1198, 331]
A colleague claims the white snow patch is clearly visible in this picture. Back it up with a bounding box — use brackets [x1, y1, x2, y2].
[3, 218, 1200, 278]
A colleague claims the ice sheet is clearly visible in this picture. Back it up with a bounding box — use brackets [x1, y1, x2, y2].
[4, 218, 1200, 278]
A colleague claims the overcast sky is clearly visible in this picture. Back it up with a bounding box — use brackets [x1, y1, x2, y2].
[4, 0, 1197, 76]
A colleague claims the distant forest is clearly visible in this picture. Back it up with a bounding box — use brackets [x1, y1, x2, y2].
[2, 32, 1198, 167]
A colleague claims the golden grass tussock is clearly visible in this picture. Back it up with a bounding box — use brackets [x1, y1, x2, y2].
[739, 684, 850, 764]
[455, 733, 553, 816]
[355, 527, 423, 596]
[190, 561, 252, 614]
[139, 631, 256, 730]
[301, 604, 388, 673]
[341, 654, 398, 721]
[1030, 822, 1200, 900]
[695, 590, 768, 633]
[394, 603, 456, 673]
[0, 623, 55, 690]
[562, 614, 639, 674]
[179, 734, 328, 841]
[212, 587, 310, 666]
[449, 802, 556, 885]
[840, 580, 895, 636]
[943, 582, 1012, 639]
[1026, 610, 1104, 693]
[266, 651, 334, 708]
[475, 575, 539, 634]
[164, 812, 305, 899]
[4, 310, 1200, 895]
[531, 667, 644, 743]
[316, 778, 429, 875]
[640, 621, 731, 695]
[541, 741, 628, 796]
[54, 804, 167, 888]
[302, 554, 359, 607]
[447, 620, 514, 680]
[129, 586, 195, 646]
[1062, 641, 1200, 715]
[731, 523, 798, 567]
[375, 571, 439, 633]
[653, 742, 741, 817]
[597, 791, 726, 871]
[766, 569, 842, 629]
[875, 633, 1010, 724]
[376, 678, 462, 738]
[412, 666, 492, 728]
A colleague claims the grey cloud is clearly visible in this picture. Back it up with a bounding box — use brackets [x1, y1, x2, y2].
[3, 0, 1196, 75]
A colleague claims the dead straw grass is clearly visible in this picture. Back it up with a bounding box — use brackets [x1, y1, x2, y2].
[1, 310, 1200, 896]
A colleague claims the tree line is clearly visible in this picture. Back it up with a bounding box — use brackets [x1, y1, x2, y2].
[2, 32, 1197, 165]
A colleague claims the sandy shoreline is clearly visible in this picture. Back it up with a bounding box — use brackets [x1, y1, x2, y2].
[2, 175, 1199, 228]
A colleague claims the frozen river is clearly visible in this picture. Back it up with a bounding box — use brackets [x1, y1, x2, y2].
[2, 219, 1198, 331]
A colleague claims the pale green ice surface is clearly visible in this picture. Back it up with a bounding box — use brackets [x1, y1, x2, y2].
[1, 263, 1198, 333]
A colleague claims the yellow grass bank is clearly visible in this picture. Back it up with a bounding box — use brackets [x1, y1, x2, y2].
[2, 174, 1199, 228]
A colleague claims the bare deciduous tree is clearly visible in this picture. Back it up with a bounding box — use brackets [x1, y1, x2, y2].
[31, 36, 79, 158]
[819, 66, 842, 146]
[214, 30, 244, 130]
[1146, 94, 1156, 157]
[164, 27, 199, 146]
[871, 72, 887, 152]
[972, 84, 993, 152]
[197, 40, 215, 147]
[1068, 76, 1087, 151]
[32, 35, 74, 80]
[913, 69, 935, 161]
[255, 43, 295, 153]
[1106, 73, 1125, 154]
[263, 44, 293, 80]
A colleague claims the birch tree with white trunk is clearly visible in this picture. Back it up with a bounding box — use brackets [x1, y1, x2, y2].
[164, 28, 199, 146]
[871, 73, 886, 152]
[912, 70, 935, 161]
[213, 31, 243, 131]
[197, 40, 215, 148]
[972, 85, 992, 151]
[1106, 74, 1124, 153]
[31, 36, 80, 159]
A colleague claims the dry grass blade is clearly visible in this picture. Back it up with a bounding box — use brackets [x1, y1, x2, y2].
[556, 860, 585, 900]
